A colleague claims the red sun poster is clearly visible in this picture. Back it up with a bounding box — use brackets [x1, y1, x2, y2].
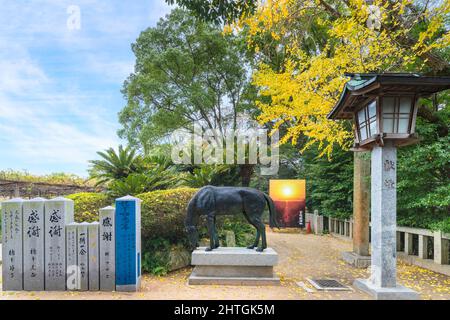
[269, 180, 306, 228]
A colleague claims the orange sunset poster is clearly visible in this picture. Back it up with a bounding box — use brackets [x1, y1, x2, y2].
[269, 180, 306, 228]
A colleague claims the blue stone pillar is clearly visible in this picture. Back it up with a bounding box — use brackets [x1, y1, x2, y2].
[115, 195, 141, 292]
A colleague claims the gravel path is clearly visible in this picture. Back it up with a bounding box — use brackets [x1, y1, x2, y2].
[1, 229, 449, 300]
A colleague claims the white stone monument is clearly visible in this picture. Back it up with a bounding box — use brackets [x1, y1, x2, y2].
[77, 222, 89, 291]
[88, 222, 100, 291]
[44, 197, 74, 291]
[23, 198, 45, 291]
[115, 195, 141, 292]
[354, 141, 419, 299]
[2, 198, 24, 291]
[66, 222, 79, 290]
[99, 206, 115, 291]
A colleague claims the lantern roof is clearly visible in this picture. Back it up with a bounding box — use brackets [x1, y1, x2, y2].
[328, 73, 450, 120]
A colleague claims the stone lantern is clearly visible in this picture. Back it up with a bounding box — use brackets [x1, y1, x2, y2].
[328, 73, 450, 299]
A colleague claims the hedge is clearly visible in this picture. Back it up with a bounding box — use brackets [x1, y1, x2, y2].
[66, 192, 110, 222]
[137, 187, 198, 243]
[135, 188, 198, 274]
[65, 188, 198, 230]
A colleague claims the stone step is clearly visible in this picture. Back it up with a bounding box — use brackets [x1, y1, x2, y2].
[188, 275, 281, 286]
[189, 247, 280, 286]
[193, 265, 274, 278]
[191, 247, 278, 266]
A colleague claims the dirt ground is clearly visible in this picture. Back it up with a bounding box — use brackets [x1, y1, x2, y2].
[1, 229, 449, 300]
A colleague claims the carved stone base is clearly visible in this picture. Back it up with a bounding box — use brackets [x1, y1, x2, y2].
[354, 279, 420, 300]
[342, 251, 371, 268]
[188, 247, 280, 286]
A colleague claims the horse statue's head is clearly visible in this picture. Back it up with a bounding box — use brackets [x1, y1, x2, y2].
[185, 225, 199, 250]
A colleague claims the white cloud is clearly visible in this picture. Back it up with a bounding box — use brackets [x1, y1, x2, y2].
[0, 66, 120, 176]
[85, 55, 134, 83]
[0, 0, 175, 176]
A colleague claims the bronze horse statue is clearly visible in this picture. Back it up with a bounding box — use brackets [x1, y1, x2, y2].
[185, 186, 278, 252]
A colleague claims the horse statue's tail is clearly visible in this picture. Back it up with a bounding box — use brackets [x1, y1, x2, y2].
[263, 193, 280, 229]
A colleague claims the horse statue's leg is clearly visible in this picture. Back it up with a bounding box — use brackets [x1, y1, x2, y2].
[256, 219, 267, 252]
[205, 213, 217, 251]
[247, 229, 260, 249]
[242, 197, 267, 252]
[243, 211, 265, 250]
[213, 216, 219, 249]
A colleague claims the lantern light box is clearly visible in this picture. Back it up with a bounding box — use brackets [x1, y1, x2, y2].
[328, 73, 450, 150]
[269, 180, 306, 228]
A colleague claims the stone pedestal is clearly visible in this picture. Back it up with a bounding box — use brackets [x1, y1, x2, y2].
[342, 251, 371, 268]
[77, 222, 89, 291]
[355, 142, 419, 300]
[99, 206, 115, 291]
[88, 222, 100, 291]
[66, 222, 79, 291]
[354, 278, 419, 300]
[23, 198, 45, 291]
[188, 247, 280, 286]
[44, 197, 74, 291]
[2, 198, 24, 291]
[115, 195, 142, 292]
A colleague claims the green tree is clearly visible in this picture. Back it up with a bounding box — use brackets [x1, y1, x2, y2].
[397, 100, 450, 230]
[119, 8, 254, 152]
[166, 0, 256, 25]
[89, 145, 142, 186]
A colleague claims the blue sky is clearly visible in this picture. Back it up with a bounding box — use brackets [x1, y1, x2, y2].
[0, 0, 174, 177]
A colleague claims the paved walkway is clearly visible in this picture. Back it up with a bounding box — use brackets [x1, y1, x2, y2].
[1, 230, 449, 300]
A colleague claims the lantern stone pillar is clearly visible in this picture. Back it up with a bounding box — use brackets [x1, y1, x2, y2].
[354, 141, 419, 299]
[342, 151, 371, 268]
[328, 73, 450, 300]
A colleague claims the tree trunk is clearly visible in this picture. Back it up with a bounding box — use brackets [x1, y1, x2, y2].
[353, 151, 371, 257]
[239, 164, 255, 187]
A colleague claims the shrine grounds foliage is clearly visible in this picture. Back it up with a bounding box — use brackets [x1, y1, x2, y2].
[137, 188, 198, 242]
[137, 187, 256, 274]
[251, 104, 449, 234]
[67, 187, 257, 275]
[87, 4, 449, 236]
[396, 108, 450, 234]
[66, 192, 110, 222]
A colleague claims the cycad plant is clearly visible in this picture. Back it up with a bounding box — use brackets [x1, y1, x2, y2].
[181, 165, 230, 187]
[89, 145, 142, 186]
[108, 166, 180, 198]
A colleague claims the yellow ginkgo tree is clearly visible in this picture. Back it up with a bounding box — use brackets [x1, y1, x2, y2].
[227, 0, 450, 157]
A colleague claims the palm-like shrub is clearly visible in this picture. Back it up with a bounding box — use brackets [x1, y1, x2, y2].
[181, 165, 230, 187]
[107, 173, 149, 198]
[143, 153, 173, 170]
[89, 145, 142, 186]
[108, 165, 180, 198]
